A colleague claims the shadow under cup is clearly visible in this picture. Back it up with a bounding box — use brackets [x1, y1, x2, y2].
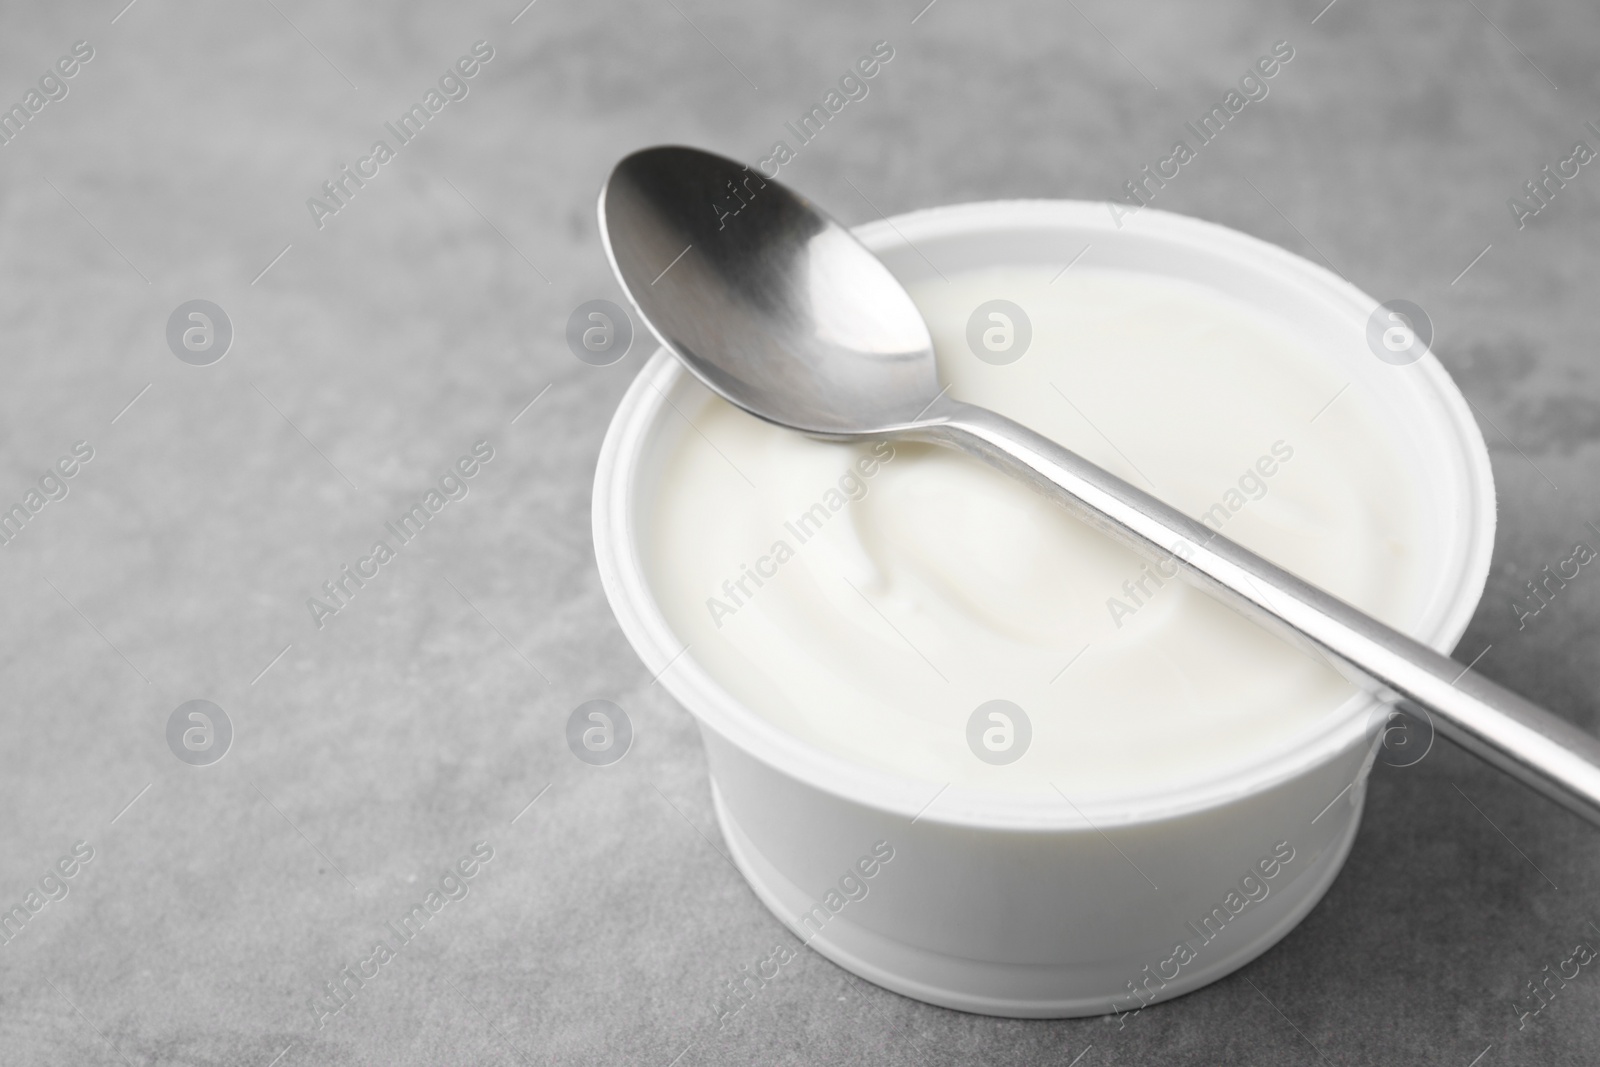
[592, 200, 1496, 1017]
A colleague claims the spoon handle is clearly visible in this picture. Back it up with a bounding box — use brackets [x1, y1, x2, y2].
[915, 398, 1600, 828]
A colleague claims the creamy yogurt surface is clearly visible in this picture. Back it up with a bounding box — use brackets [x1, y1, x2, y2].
[644, 265, 1429, 800]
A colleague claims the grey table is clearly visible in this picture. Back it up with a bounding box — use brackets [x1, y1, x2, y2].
[1, 1, 1597, 1063]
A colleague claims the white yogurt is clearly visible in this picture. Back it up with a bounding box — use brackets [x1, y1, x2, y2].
[644, 265, 1430, 800]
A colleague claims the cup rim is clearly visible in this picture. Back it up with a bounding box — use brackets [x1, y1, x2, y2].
[592, 198, 1497, 831]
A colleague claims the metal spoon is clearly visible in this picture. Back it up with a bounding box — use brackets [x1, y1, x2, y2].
[598, 143, 1600, 828]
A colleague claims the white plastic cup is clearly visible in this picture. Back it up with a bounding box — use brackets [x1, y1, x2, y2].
[592, 201, 1496, 1017]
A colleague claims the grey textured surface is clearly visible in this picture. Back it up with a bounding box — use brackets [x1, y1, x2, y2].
[1, 1, 1598, 1064]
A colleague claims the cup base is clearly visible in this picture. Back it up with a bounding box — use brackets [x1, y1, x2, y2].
[713, 780, 1365, 1018]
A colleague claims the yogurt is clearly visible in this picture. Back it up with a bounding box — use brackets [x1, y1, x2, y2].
[644, 265, 1430, 800]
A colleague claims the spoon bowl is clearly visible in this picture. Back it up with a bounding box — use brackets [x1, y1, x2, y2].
[599, 145, 942, 437]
